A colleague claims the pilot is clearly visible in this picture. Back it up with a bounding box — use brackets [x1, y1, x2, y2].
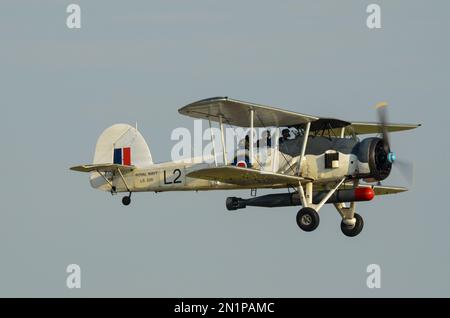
[257, 130, 272, 148]
[278, 128, 290, 144]
[244, 135, 250, 150]
[266, 130, 272, 147]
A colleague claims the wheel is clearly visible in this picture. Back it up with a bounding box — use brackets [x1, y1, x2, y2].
[341, 213, 364, 237]
[296, 207, 320, 232]
[122, 196, 131, 206]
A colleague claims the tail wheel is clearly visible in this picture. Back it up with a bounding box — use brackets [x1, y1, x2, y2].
[341, 213, 364, 237]
[122, 195, 131, 206]
[296, 207, 320, 232]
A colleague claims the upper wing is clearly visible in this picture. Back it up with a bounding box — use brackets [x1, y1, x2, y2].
[70, 163, 135, 173]
[348, 122, 421, 135]
[187, 166, 308, 187]
[179, 97, 420, 134]
[178, 97, 319, 128]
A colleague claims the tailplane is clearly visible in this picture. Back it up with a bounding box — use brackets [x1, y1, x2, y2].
[70, 123, 153, 191]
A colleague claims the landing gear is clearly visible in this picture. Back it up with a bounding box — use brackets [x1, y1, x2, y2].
[122, 193, 132, 206]
[296, 207, 320, 232]
[340, 213, 364, 237]
[333, 197, 364, 237]
[295, 178, 346, 233]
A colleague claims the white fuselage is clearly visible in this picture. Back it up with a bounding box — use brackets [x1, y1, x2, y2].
[89, 141, 370, 193]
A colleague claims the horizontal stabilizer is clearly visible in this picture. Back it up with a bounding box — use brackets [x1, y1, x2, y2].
[70, 163, 135, 173]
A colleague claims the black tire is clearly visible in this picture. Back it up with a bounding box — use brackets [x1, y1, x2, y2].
[296, 207, 320, 232]
[122, 196, 131, 206]
[341, 213, 364, 237]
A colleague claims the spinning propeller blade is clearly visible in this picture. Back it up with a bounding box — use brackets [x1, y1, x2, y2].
[375, 102, 414, 185]
[376, 102, 391, 153]
[395, 159, 414, 186]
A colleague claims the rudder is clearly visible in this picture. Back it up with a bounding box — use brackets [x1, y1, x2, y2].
[93, 123, 153, 167]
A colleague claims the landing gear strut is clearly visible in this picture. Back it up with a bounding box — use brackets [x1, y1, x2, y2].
[296, 178, 347, 233]
[122, 193, 132, 206]
[334, 200, 364, 237]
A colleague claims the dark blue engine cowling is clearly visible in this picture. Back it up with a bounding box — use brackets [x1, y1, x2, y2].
[357, 137, 392, 181]
[278, 135, 392, 181]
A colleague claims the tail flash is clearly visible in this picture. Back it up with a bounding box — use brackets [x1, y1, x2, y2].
[93, 123, 153, 167]
[113, 147, 132, 165]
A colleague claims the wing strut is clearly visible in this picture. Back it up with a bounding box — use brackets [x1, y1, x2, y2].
[249, 109, 254, 166]
[297, 122, 311, 176]
[219, 115, 227, 165]
[208, 117, 218, 167]
[272, 128, 280, 173]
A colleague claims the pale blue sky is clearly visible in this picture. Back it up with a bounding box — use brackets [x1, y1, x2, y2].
[0, 0, 449, 297]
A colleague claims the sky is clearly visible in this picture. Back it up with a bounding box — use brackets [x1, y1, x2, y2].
[0, 0, 449, 297]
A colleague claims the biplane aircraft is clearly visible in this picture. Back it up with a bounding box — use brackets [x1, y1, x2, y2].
[71, 97, 420, 237]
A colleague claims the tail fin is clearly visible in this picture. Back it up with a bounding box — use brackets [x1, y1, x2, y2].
[93, 123, 153, 167]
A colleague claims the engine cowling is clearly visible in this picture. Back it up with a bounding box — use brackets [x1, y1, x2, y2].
[358, 137, 392, 181]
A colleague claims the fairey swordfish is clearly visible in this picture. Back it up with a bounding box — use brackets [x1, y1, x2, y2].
[71, 97, 420, 237]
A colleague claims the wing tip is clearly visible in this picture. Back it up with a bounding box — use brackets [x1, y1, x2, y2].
[375, 101, 389, 109]
[179, 96, 229, 113]
[70, 165, 87, 172]
[371, 185, 409, 195]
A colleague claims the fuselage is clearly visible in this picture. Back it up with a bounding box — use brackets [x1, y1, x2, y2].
[89, 134, 391, 193]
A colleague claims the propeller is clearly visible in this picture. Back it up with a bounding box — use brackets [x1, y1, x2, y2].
[376, 102, 391, 154]
[395, 158, 414, 185]
[375, 102, 414, 185]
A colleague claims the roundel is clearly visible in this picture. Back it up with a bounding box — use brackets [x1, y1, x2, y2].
[236, 161, 247, 168]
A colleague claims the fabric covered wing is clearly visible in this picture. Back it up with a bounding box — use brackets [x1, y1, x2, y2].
[187, 166, 307, 187]
[349, 122, 421, 135]
[178, 97, 319, 128]
[179, 97, 420, 135]
[314, 183, 408, 196]
[369, 185, 408, 195]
